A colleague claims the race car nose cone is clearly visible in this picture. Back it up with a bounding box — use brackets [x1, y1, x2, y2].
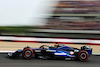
[8, 53, 12, 57]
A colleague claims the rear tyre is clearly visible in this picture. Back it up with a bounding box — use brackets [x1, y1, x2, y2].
[22, 48, 33, 59]
[78, 51, 89, 61]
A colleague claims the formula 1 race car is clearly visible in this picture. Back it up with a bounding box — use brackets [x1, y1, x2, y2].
[8, 44, 92, 61]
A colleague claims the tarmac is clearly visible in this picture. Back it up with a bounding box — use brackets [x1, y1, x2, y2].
[0, 54, 100, 67]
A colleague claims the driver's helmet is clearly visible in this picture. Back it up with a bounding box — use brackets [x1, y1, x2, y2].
[54, 42, 58, 48]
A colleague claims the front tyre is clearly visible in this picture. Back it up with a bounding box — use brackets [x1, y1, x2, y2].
[22, 48, 33, 59]
[78, 51, 89, 61]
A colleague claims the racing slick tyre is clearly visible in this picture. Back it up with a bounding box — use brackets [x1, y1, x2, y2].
[22, 48, 34, 59]
[78, 51, 89, 61]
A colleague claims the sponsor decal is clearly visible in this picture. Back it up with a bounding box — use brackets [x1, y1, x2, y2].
[46, 50, 56, 52]
[35, 50, 41, 52]
[54, 53, 67, 55]
[74, 50, 79, 52]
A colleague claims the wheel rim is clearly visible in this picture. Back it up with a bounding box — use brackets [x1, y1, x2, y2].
[80, 53, 87, 59]
[22, 48, 33, 59]
[78, 51, 89, 61]
[25, 50, 31, 57]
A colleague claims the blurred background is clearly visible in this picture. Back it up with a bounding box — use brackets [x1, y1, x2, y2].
[0, 0, 56, 35]
[0, 0, 100, 45]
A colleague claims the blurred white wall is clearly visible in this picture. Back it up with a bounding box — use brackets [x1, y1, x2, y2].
[0, 0, 57, 26]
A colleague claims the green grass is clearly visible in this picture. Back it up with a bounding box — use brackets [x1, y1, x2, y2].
[0, 26, 37, 34]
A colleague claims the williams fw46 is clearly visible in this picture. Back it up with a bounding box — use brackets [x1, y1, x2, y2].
[8, 44, 92, 61]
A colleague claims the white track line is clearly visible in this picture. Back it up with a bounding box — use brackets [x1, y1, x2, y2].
[0, 51, 14, 53]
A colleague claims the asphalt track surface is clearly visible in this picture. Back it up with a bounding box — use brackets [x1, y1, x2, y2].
[0, 54, 100, 67]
